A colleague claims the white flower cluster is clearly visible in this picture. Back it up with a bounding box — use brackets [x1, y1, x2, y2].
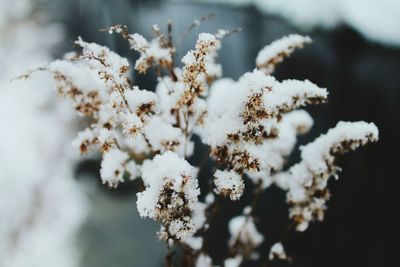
[28, 22, 378, 265]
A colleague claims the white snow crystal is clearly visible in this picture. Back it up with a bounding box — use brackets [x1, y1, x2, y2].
[300, 121, 379, 174]
[100, 148, 129, 187]
[168, 217, 197, 239]
[121, 112, 143, 138]
[129, 33, 149, 51]
[198, 32, 218, 44]
[269, 242, 287, 260]
[214, 170, 244, 200]
[144, 116, 184, 154]
[263, 79, 328, 117]
[229, 216, 264, 248]
[136, 151, 200, 220]
[195, 253, 212, 267]
[224, 256, 243, 267]
[72, 127, 97, 154]
[273, 120, 378, 231]
[125, 86, 159, 116]
[181, 235, 203, 250]
[125, 160, 140, 180]
[256, 34, 311, 74]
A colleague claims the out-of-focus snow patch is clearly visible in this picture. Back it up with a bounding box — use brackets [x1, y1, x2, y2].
[184, 0, 400, 47]
[0, 0, 32, 29]
[0, 2, 88, 267]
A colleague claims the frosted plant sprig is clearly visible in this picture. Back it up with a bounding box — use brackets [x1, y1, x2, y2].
[269, 242, 287, 261]
[178, 13, 215, 46]
[274, 121, 379, 231]
[214, 170, 244, 200]
[256, 34, 312, 75]
[228, 214, 264, 259]
[106, 24, 176, 75]
[137, 151, 200, 240]
[22, 20, 378, 267]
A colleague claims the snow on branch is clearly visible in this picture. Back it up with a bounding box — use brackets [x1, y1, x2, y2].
[256, 34, 311, 74]
[275, 121, 378, 231]
[229, 215, 264, 257]
[137, 151, 200, 239]
[214, 169, 244, 200]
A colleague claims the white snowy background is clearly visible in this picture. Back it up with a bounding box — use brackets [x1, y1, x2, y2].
[179, 0, 400, 47]
[0, 1, 88, 267]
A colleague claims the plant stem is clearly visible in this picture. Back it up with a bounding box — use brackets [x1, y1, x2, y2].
[165, 245, 175, 267]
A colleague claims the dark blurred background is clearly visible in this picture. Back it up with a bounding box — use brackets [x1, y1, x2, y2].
[38, 0, 399, 266]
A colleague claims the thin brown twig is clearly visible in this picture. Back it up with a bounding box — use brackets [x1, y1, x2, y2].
[152, 24, 168, 47]
[183, 111, 190, 159]
[228, 180, 263, 258]
[177, 13, 215, 47]
[165, 242, 176, 267]
[11, 66, 48, 82]
[100, 24, 132, 41]
[166, 19, 178, 81]
[214, 27, 242, 40]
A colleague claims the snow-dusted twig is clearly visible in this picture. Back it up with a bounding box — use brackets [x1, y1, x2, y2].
[256, 34, 311, 75]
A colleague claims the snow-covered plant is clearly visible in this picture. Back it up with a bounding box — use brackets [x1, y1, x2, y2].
[22, 19, 378, 267]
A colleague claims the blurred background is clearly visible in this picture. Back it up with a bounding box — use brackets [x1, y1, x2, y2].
[0, 0, 398, 267]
